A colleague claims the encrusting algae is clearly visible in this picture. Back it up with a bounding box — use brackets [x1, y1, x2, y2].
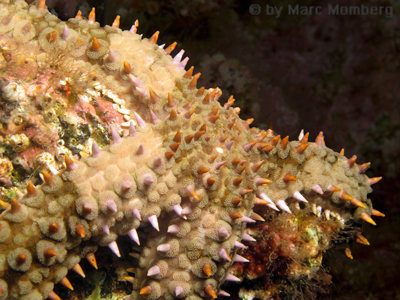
[0, 0, 383, 299]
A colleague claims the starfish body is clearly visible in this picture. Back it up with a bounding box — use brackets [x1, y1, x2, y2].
[0, 1, 381, 299]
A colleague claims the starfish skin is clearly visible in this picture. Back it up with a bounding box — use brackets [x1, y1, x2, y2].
[0, 1, 382, 299]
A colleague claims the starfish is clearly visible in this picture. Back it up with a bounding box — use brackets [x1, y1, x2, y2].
[0, 1, 382, 299]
